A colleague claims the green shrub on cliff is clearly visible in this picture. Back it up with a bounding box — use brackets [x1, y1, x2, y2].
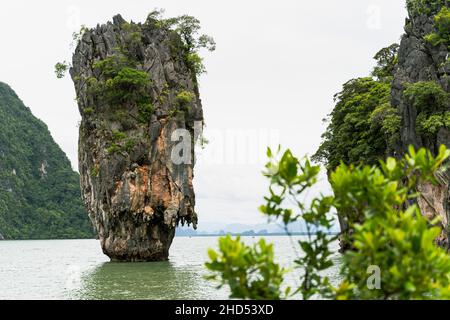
[121, 22, 143, 51]
[425, 6, 450, 48]
[404, 81, 448, 112]
[106, 143, 121, 154]
[403, 81, 450, 136]
[185, 52, 207, 76]
[206, 145, 450, 300]
[54, 61, 69, 79]
[107, 130, 138, 155]
[92, 54, 133, 78]
[112, 130, 127, 141]
[417, 112, 450, 136]
[137, 102, 155, 123]
[89, 52, 156, 125]
[91, 55, 152, 108]
[371, 103, 402, 152]
[176, 90, 195, 106]
[90, 166, 99, 178]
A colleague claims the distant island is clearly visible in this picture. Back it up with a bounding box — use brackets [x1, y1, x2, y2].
[176, 226, 339, 237]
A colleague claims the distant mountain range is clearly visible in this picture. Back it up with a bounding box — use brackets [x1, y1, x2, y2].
[176, 220, 340, 237]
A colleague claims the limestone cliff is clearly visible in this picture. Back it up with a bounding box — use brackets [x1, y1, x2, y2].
[70, 14, 203, 261]
[392, 1, 450, 245]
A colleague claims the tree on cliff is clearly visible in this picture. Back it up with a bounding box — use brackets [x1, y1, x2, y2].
[312, 44, 401, 171]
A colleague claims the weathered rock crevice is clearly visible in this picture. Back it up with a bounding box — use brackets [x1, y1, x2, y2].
[70, 14, 202, 261]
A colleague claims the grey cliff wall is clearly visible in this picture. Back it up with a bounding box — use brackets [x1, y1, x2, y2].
[392, 4, 450, 245]
[70, 15, 202, 261]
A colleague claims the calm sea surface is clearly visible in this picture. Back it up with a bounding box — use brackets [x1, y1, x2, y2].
[0, 236, 341, 300]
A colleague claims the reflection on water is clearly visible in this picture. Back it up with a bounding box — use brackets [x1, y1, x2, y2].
[69, 237, 230, 300]
[0, 236, 339, 300]
[77, 261, 206, 300]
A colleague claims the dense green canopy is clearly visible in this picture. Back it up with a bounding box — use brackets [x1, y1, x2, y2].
[313, 77, 399, 170]
[0, 82, 93, 239]
[313, 45, 401, 171]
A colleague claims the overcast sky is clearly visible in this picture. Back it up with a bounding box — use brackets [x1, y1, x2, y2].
[0, 0, 407, 229]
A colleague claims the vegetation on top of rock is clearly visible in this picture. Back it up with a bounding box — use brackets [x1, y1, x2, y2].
[146, 9, 216, 79]
[147, 10, 216, 52]
[0, 82, 93, 239]
[406, 0, 449, 17]
[57, 9, 214, 121]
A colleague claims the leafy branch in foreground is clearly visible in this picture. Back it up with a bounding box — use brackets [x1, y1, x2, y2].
[206, 145, 450, 300]
[333, 146, 450, 299]
[260, 148, 337, 300]
[205, 236, 286, 300]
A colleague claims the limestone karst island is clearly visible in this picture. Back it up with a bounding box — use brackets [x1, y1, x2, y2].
[0, 0, 450, 310]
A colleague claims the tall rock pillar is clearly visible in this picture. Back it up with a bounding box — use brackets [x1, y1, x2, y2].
[70, 14, 202, 261]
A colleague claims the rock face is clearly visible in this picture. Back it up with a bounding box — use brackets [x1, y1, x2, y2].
[70, 15, 202, 261]
[392, 4, 450, 246]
